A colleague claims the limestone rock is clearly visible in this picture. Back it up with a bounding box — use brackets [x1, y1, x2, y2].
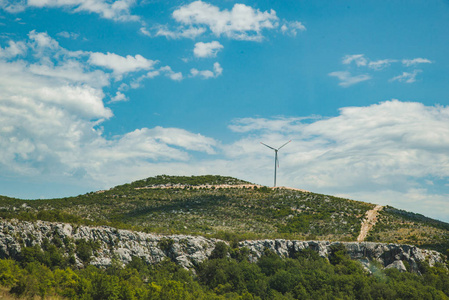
[0, 219, 444, 273]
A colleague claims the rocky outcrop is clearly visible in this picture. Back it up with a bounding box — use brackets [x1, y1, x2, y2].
[239, 240, 443, 273]
[0, 219, 217, 269]
[0, 219, 444, 273]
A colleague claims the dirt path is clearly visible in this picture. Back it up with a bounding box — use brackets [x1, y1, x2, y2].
[357, 205, 383, 242]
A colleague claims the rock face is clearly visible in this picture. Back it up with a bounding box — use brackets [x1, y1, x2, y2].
[239, 240, 443, 273]
[0, 219, 444, 273]
[0, 219, 217, 269]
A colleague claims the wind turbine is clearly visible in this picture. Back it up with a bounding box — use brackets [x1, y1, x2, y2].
[260, 140, 291, 187]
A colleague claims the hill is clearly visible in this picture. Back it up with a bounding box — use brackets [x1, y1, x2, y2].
[0, 175, 449, 299]
[0, 175, 448, 253]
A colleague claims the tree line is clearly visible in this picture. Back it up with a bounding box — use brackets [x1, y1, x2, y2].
[0, 241, 448, 299]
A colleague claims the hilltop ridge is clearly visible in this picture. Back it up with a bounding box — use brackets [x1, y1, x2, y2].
[0, 175, 448, 253]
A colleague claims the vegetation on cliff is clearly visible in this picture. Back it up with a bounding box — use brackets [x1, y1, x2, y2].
[0, 242, 449, 299]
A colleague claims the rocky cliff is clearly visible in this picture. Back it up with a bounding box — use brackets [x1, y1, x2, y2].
[0, 219, 443, 273]
[240, 239, 443, 273]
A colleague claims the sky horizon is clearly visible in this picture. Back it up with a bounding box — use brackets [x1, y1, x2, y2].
[1, 1, 449, 222]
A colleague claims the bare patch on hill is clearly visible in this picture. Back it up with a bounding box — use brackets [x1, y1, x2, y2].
[357, 205, 383, 242]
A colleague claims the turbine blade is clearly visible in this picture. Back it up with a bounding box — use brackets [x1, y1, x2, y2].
[260, 142, 276, 150]
[278, 140, 292, 150]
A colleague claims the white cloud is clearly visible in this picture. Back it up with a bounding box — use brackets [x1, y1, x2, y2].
[281, 25, 287, 33]
[193, 41, 223, 58]
[88, 52, 156, 78]
[333, 54, 432, 86]
[342, 54, 367, 66]
[171, 1, 279, 41]
[160, 66, 183, 81]
[140, 27, 151, 37]
[0, 40, 27, 58]
[0, 0, 25, 12]
[151, 25, 206, 39]
[137, 127, 217, 154]
[342, 55, 432, 70]
[28, 60, 110, 88]
[281, 20, 306, 36]
[229, 117, 306, 133]
[390, 69, 422, 83]
[2, 0, 140, 22]
[128, 66, 183, 88]
[190, 62, 222, 79]
[110, 91, 128, 102]
[368, 59, 397, 70]
[0, 32, 217, 190]
[105, 127, 217, 162]
[57, 31, 79, 39]
[328, 71, 371, 87]
[28, 30, 60, 54]
[213, 61, 222, 76]
[190, 68, 213, 79]
[402, 58, 432, 67]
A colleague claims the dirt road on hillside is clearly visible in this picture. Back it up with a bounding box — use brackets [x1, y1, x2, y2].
[357, 205, 383, 242]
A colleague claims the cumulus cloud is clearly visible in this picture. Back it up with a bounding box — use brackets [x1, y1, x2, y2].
[281, 21, 306, 36]
[390, 69, 422, 83]
[328, 71, 371, 87]
[343, 55, 432, 70]
[1, 0, 140, 22]
[190, 62, 222, 79]
[402, 58, 432, 67]
[342, 54, 368, 66]
[110, 91, 128, 102]
[128, 66, 183, 88]
[368, 59, 397, 70]
[159, 66, 183, 81]
[150, 25, 206, 39]
[136, 127, 217, 154]
[171, 1, 279, 41]
[28, 30, 60, 55]
[229, 117, 306, 133]
[1, 41, 21, 58]
[0, 32, 217, 190]
[144, 1, 303, 41]
[193, 41, 223, 58]
[0, 40, 27, 58]
[103, 127, 217, 162]
[57, 31, 80, 39]
[88, 52, 156, 78]
[332, 54, 432, 86]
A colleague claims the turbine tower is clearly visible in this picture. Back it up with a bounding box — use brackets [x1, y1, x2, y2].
[260, 140, 291, 187]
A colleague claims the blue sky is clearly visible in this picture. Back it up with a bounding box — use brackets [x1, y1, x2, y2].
[1, 1, 449, 222]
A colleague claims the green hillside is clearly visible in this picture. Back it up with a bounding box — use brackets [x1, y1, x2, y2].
[1, 175, 449, 299]
[0, 175, 448, 251]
